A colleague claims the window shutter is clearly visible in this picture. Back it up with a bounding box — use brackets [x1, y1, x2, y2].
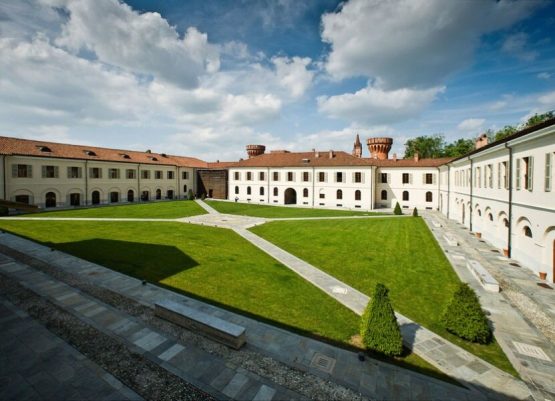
[352, 172, 356, 183]
[497, 163, 501, 189]
[409, 174, 413, 184]
[28, 165, 32, 178]
[67, 167, 71, 178]
[12, 164, 18, 177]
[79, 167, 82, 178]
[515, 159, 521, 189]
[54, 166, 59, 178]
[546, 153, 552, 191]
[528, 157, 533, 191]
[387, 173, 391, 183]
[361, 173, 365, 184]
[432, 174, 437, 185]
[422, 173, 426, 184]
[42, 166, 47, 178]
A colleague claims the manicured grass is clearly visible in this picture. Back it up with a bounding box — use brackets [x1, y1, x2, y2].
[26, 200, 206, 219]
[0, 219, 457, 383]
[205, 200, 385, 218]
[250, 217, 517, 376]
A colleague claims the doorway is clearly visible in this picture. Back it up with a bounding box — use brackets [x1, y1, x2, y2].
[284, 188, 297, 205]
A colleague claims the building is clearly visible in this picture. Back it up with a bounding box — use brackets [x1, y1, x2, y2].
[0, 119, 554, 281]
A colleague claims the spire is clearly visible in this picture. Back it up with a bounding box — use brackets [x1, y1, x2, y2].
[352, 133, 362, 157]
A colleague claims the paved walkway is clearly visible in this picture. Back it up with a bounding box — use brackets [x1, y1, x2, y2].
[0, 232, 483, 401]
[0, 296, 142, 401]
[422, 211, 555, 400]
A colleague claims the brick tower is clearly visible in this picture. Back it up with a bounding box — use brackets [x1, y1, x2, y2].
[352, 134, 362, 157]
[246, 145, 266, 158]
[366, 137, 393, 160]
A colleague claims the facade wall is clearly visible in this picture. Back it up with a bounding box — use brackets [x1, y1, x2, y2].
[197, 169, 228, 199]
[375, 167, 440, 210]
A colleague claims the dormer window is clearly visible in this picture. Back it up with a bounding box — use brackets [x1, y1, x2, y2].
[161, 153, 168, 158]
[148, 156, 158, 161]
[37, 145, 52, 153]
[120, 153, 131, 159]
[84, 150, 97, 156]
[302, 158, 310, 163]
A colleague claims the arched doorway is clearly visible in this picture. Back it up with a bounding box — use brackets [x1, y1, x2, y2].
[127, 190, 134, 202]
[45, 192, 56, 208]
[156, 189, 162, 200]
[284, 188, 297, 205]
[92, 191, 100, 205]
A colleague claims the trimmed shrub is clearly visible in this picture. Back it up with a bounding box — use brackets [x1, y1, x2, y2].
[393, 202, 402, 215]
[412, 207, 418, 217]
[0, 207, 8, 216]
[200, 193, 206, 200]
[187, 189, 194, 200]
[360, 283, 403, 356]
[441, 283, 492, 344]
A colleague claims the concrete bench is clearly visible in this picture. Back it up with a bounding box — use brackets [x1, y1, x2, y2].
[431, 220, 442, 228]
[443, 234, 458, 246]
[466, 260, 500, 292]
[155, 300, 246, 349]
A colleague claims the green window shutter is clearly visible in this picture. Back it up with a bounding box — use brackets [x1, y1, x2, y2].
[515, 159, 521, 190]
[67, 167, 71, 178]
[528, 157, 533, 191]
[28, 165, 32, 178]
[546, 153, 552, 192]
[42, 166, 47, 178]
[11, 164, 18, 177]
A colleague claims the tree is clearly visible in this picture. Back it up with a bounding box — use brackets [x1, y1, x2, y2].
[187, 189, 194, 200]
[441, 283, 492, 344]
[524, 111, 554, 128]
[443, 138, 475, 158]
[412, 207, 418, 217]
[494, 125, 517, 141]
[393, 202, 402, 215]
[403, 134, 445, 159]
[360, 283, 403, 356]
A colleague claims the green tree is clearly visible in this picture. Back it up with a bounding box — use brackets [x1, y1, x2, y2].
[403, 134, 445, 159]
[360, 283, 403, 356]
[443, 138, 475, 157]
[412, 207, 418, 217]
[494, 125, 517, 141]
[524, 111, 554, 128]
[393, 202, 402, 215]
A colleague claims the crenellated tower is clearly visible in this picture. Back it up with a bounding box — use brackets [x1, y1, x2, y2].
[246, 144, 266, 158]
[366, 137, 393, 160]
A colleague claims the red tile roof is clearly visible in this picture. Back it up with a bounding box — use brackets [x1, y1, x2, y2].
[0, 136, 208, 168]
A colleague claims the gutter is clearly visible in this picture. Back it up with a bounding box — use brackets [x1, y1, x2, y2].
[469, 158, 473, 231]
[505, 143, 514, 257]
[447, 165, 450, 219]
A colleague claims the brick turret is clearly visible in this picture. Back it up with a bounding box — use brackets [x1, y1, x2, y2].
[366, 137, 393, 160]
[246, 144, 266, 158]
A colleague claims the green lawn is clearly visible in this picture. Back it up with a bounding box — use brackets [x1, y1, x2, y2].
[0, 219, 457, 383]
[205, 200, 384, 218]
[250, 217, 517, 376]
[26, 200, 206, 219]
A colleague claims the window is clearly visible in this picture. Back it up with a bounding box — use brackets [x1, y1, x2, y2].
[425, 173, 433, 184]
[355, 190, 361, 201]
[259, 187, 264, 196]
[545, 153, 552, 192]
[402, 173, 410, 184]
[67, 167, 82, 179]
[487, 164, 493, 188]
[488, 213, 493, 221]
[167, 171, 174, 179]
[141, 191, 149, 201]
[303, 188, 309, 197]
[155, 170, 163, 180]
[523, 156, 533, 191]
[475, 167, 481, 188]
[318, 172, 326, 182]
[15, 195, 30, 204]
[273, 172, 279, 181]
[45, 192, 56, 208]
[42, 165, 59, 178]
[287, 172, 294, 181]
[247, 172, 252, 181]
[12, 164, 32, 178]
[523, 226, 533, 238]
[335, 172, 343, 183]
[37, 145, 51, 152]
[91, 191, 100, 205]
[247, 186, 251, 195]
[110, 192, 119, 203]
[234, 186, 239, 195]
[402, 191, 409, 201]
[141, 170, 150, 179]
[108, 168, 120, 179]
[120, 153, 131, 159]
[477, 209, 481, 217]
[234, 171, 240, 180]
[381, 173, 388, 183]
[127, 190, 134, 202]
[426, 191, 433, 202]
[89, 167, 102, 179]
[69, 193, 80, 206]
[126, 169, 136, 179]
[503, 218, 509, 228]
[273, 187, 278, 196]
[336, 189, 343, 200]
[381, 190, 387, 200]
[156, 189, 162, 200]
[354, 172, 362, 183]
[259, 172, 265, 181]
[303, 172, 309, 182]
[182, 171, 189, 180]
[84, 150, 96, 156]
[183, 185, 188, 193]
[319, 193, 325, 199]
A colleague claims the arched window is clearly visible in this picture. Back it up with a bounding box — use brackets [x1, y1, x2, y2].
[303, 188, 309, 197]
[488, 213, 493, 221]
[183, 185, 187, 193]
[259, 187, 264, 196]
[247, 186, 251, 195]
[503, 218, 509, 228]
[426, 191, 432, 202]
[477, 209, 481, 217]
[45, 192, 56, 208]
[110, 192, 119, 203]
[355, 190, 361, 201]
[381, 190, 387, 200]
[91, 190, 100, 205]
[127, 190, 134, 202]
[273, 187, 278, 196]
[402, 191, 409, 201]
[523, 226, 533, 238]
[234, 186, 239, 195]
[156, 188, 162, 200]
[336, 189, 342, 200]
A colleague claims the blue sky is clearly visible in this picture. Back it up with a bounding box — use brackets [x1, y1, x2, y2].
[0, 0, 554, 161]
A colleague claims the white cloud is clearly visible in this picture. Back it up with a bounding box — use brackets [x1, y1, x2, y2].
[538, 91, 555, 106]
[321, 0, 542, 89]
[317, 85, 444, 125]
[457, 118, 485, 131]
[537, 72, 551, 80]
[272, 56, 314, 98]
[501, 32, 537, 61]
[48, 0, 220, 88]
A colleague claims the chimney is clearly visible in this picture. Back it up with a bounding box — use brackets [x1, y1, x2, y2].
[315, 150, 320, 158]
[393, 153, 397, 161]
[475, 134, 488, 150]
[329, 150, 334, 159]
[414, 152, 419, 162]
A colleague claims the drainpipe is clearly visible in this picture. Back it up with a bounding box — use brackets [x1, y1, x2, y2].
[2, 156, 7, 201]
[312, 167, 315, 208]
[137, 163, 141, 202]
[266, 168, 270, 203]
[176, 165, 179, 199]
[469, 158, 473, 232]
[436, 166, 441, 212]
[505, 143, 514, 258]
[446, 165, 451, 219]
[370, 166, 374, 210]
[85, 160, 88, 205]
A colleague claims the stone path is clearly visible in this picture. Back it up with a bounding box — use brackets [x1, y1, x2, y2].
[0, 232, 483, 401]
[0, 296, 143, 401]
[422, 211, 555, 401]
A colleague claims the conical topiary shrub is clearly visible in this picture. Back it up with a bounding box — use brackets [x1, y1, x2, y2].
[360, 283, 403, 356]
[393, 202, 402, 215]
[412, 207, 418, 217]
[441, 283, 492, 344]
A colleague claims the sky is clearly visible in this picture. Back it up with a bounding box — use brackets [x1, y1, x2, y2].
[0, 0, 554, 161]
